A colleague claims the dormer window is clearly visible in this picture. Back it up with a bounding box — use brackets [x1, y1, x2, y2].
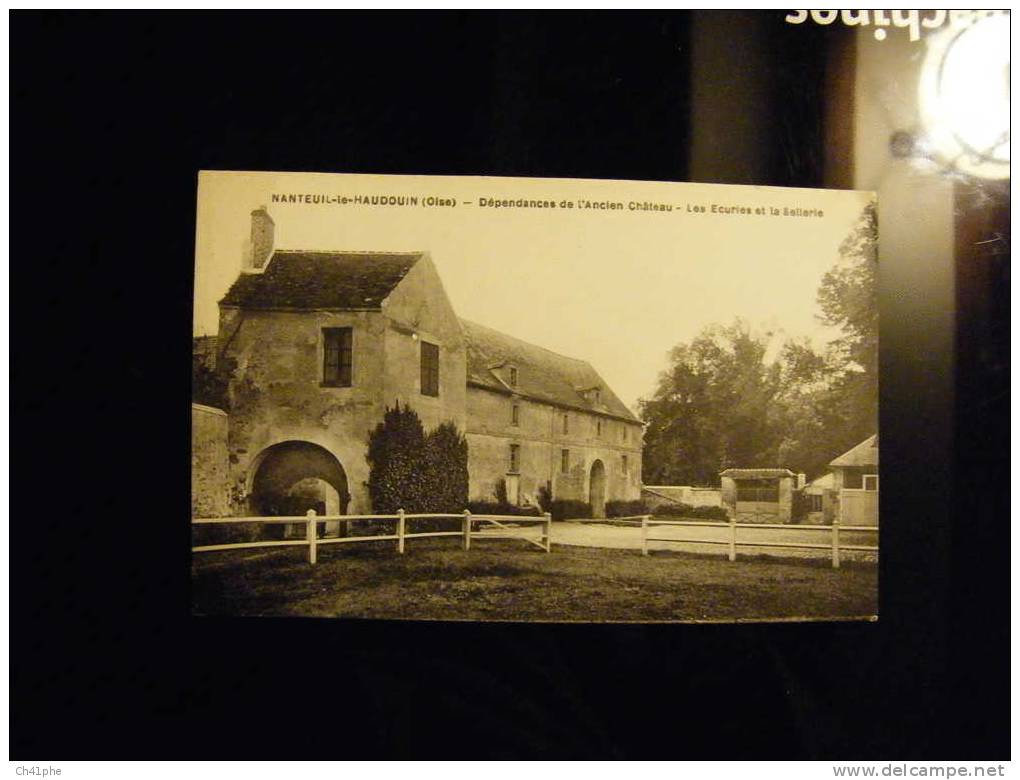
[508, 366, 518, 387]
[593, 389, 601, 404]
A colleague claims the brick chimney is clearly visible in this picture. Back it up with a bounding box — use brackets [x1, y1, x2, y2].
[250, 206, 274, 270]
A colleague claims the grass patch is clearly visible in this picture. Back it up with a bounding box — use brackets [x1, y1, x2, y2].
[192, 538, 877, 622]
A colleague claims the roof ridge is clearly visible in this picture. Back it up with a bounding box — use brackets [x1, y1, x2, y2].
[459, 318, 591, 367]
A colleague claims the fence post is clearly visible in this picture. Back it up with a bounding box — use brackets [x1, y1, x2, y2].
[641, 514, 649, 556]
[543, 512, 552, 552]
[306, 509, 317, 565]
[463, 509, 472, 551]
[397, 509, 405, 554]
[831, 516, 841, 569]
[728, 513, 737, 562]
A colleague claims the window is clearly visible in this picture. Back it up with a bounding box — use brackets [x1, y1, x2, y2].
[593, 389, 601, 404]
[621, 426, 627, 443]
[809, 494, 823, 512]
[511, 403, 520, 426]
[561, 449, 570, 473]
[508, 366, 518, 386]
[322, 327, 353, 387]
[562, 413, 569, 434]
[622, 455, 629, 474]
[420, 341, 440, 396]
[596, 419, 602, 437]
[863, 474, 879, 491]
[509, 444, 520, 473]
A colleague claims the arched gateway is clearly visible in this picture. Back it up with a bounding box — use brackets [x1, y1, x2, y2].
[250, 441, 350, 537]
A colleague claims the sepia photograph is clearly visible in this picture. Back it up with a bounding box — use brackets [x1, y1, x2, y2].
[191, 170, 878, 622]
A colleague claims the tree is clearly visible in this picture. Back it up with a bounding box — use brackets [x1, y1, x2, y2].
[639, 203, 879, 484]
[815, 202, 879, 449]
[423, 421, 469, 513]
[366, 402, 428, 513]
[639, 320, 784, 486]
[366, 403, 470, 515]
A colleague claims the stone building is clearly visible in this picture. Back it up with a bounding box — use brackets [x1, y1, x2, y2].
[193, 208, 643, 520]
[719, 468, 805, 523]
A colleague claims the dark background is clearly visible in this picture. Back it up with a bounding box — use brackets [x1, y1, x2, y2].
[11, 12, 1009, 758]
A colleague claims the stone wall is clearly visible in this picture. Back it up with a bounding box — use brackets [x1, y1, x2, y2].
[642, 485, 723, 509]
[191, 403, 230, 517]
[219, 308, 388, 515]
[380, 255, 467, 433]
[465, 386, 642, 507]
[218, 256, 469, 516]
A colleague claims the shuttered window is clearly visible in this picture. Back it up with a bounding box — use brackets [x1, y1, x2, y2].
[509, 444, 520, 473]
[322, 328, 353, 387]
[420, 341, 440, 396]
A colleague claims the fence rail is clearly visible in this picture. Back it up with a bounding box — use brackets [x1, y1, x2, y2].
[192, 509, 552, 563]
[638, 514, 877, 568]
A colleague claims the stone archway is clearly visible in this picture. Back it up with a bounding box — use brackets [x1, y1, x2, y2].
[589, 459, 606, 519]
[250, 441, 350, 537]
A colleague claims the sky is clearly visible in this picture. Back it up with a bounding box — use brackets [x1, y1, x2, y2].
[194, 171, 873, 411]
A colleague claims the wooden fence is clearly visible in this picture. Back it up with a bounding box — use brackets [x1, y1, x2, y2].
[564, 515, 878, 568]
[192, 509, 552, 563]
[639, 514, 877, 568]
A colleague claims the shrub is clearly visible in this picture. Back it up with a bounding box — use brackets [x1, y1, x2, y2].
[366, 402, 428, 514]
[537, 483, 553, 513]
[653, 502, 728, 521]
[494, 477, 509, 506]
[548, 500, 592, 521]
[466, 501, 541, 517]
[605, 499, 649, 518]
[424, 421, 469, 513]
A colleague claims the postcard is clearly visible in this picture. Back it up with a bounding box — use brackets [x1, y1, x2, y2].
[192, 171, 878, 622]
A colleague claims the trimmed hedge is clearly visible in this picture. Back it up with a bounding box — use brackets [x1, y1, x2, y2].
[605, 499, 649, 518]
[652, 502, 729, 521]
[466, 501, 542, 517]
[548, 500, 592, 521]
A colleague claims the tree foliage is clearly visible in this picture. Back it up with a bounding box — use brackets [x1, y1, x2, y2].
[423, 421, 469, 513]
[366, 402, 469, 514]
[640, 203, 879, 484]
[366, 402, 428, 513]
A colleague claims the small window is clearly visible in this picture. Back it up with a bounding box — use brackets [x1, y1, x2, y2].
[511, 403, 520, 426]
[809, 494, 823, 512]
[420, 341, 440, 397]
[863, 474, 879, 491]
[561, 449, 570, 473]
[508, 366, 518, 386]
[622, 455, 629, 474]
[593, 389, 601, 404]
[509, 443, 520, 473]
[596, 419, 602, 437]
[323, 327, 353, 387]
[562, 413, 569, 434]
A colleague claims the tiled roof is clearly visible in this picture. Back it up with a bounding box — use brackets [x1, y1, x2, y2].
[460, 319, 641, 424]
[220, 250, 422, 310]
[719, 468, 797, 479]
[829, 434, 879, 468]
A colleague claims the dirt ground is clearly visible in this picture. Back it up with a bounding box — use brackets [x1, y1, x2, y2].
[191, 537, 878, 622]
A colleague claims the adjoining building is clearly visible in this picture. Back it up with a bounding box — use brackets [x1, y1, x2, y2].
[191, 208, 644, 521]
[799, 435, 880, 526]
